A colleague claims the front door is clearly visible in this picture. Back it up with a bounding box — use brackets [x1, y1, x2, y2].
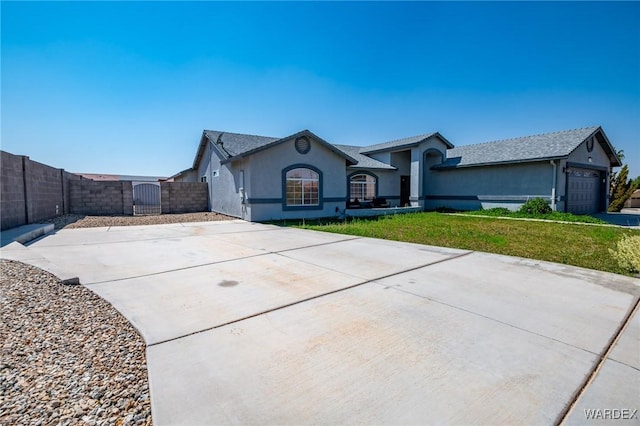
[400, 175, 410, 207]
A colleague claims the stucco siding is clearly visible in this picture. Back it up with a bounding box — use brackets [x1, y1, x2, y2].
[173, 170, 198, 182]
[195, 143, 246, 218]
[196, 144, 213, 210]
[425, 161, 555, 211]
[371, 169, 401, 205]
[190, 128, 617, 220]
[390, 151, 411, 175]
[248, 202, 344, 222]
[567, 138, 610, 167]
[245, 136, 348, 221]
[369, 152, 391, 164]
[411, 137, 450, 208]
[212, 158, 245, 219]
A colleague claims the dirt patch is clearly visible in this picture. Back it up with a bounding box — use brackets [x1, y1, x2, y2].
[44, 212, 234, 230]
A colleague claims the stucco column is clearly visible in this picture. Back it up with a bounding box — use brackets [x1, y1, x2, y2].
[410, 147, 424, 209]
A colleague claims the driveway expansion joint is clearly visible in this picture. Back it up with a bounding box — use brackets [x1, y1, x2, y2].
[82, 252, 271, 286]
[146, 250, 475, 347]
[15, 223, 639, 424]
[82, 236, 365, 286]
[556, 295, 640, 425]
[383, 284, 604, 358]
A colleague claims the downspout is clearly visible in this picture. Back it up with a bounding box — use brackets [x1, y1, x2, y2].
[208, 140, 215, 212]
[550, 160, 557, 211]
[210, 148, 214, 211]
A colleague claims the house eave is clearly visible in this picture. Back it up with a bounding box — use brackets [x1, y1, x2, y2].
[559, 126, 621, 168]
[192, 132, 208, 170]
[433, 156, 569, 170]
[193, 131, 232, 170]
[347, 165, 397, 171]
[594, 127, 622, 167]
[220, 129, 358, 165]
[361, 132, 454, 155]
[361, 142, 421, 155]
[167, 167, 195, 180]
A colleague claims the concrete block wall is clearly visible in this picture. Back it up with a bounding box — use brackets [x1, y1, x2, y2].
[70, 180, 134, 216]
[1, 150, 207, 230]
[63, 171, 83, 216]
[160, 182, 208, 214]
[25, 159, 66, 223]
[1, 150, 80, 231]
[123, 183, 134, 215]
[1, 151, 28, 230]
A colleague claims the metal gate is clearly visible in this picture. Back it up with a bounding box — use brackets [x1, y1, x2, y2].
[133, 182, 161, 215]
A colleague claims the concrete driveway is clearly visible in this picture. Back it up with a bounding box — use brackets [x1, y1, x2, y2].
[592, 211, 640, 228]
[2, 220, 638, 425]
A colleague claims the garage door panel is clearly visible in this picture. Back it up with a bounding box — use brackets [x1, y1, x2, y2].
[567, 168, 602, 214]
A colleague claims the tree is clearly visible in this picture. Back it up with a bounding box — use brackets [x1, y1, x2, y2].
[609, 164, 638, 212]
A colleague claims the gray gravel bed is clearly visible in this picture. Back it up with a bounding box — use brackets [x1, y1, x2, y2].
[0, 260, 152, 425]
[44, 212, 233, 230]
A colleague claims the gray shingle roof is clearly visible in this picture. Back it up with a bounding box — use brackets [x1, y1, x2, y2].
[199, 129, 357, 166]
[204, 130, 280, 159]
[361, 132, 453, 154]
[435, 126, 602, 169]
[334, 145, 396, 170]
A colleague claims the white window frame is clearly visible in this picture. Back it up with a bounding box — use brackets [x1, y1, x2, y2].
[286, 168, 319, 206]
[349, 174, 376, 202]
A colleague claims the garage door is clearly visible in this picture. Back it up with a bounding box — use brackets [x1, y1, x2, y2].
[566, 168, 603, 214]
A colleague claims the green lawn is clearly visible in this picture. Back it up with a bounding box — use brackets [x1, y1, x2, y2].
[292, 212, 640, 276]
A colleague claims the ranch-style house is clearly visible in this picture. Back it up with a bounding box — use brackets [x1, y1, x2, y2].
[170, 126, 621, 221]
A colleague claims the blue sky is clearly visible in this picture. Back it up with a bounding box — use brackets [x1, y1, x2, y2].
[2, 1, 639, 179]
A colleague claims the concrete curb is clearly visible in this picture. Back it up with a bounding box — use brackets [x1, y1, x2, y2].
[1, 223, 55, 247]
[0, 242, 81, 285]
[0, 223, 81, 285]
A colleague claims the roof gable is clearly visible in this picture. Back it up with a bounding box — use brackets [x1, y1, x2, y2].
[435, 126, 621, 169]
[205, 130, 279, 159]
[334, 145, 396, 170]
[194, 129, 358, 168]
[361, 132, 454, 154]
[192, 130, 278, 169]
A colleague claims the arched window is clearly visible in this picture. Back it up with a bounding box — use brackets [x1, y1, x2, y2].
[349, 174, 376, 202]
[285, 167, 319, 206]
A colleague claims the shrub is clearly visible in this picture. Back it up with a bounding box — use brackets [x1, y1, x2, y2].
[482, 207, 512, 216]
[608, 164, 637, 212]
[609, 234, 640, 274]
[435, 206, 459, 213]
[519, 198, 551, 215]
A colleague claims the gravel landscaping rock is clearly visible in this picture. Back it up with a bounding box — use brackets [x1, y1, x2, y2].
[44, 212, 233, 230]
[0, 260, 152, 425]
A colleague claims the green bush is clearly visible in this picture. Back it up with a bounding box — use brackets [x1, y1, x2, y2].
[519, 198, 551, 215]
[481, 207, 512, 216]
[435, 206, 459, 213]
[609, 234, 640, 274]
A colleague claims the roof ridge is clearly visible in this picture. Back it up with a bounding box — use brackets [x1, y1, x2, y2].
[204, 129, 280, 140]
[371, 132, 436, 146]
[454, 126, 600, 149]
